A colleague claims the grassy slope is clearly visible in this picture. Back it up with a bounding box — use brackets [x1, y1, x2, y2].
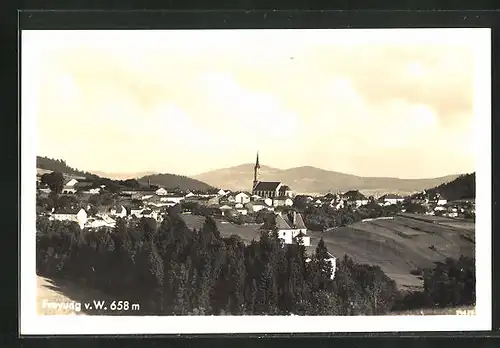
[183, 213, 475, 291]
[313, 215, 474, 290]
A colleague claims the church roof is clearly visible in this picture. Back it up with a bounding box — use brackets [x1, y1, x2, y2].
[275, 214, 292, 229]
[294, 213, 307, 230]
[254, 181, 281, 191]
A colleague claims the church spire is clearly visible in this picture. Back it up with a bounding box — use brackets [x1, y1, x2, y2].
[253, 151, 260, 191]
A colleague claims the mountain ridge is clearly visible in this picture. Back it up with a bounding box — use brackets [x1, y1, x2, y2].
[193, 163, 462, 196]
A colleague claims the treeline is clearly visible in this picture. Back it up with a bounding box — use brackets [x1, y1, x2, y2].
[37, 156, 90, 178]
[423, 173, 475, 201]
[138, 174, 215, 193]
[36, 214, 402, 316]
[393, 256, 475, 311]
[294, 198, 399, 231]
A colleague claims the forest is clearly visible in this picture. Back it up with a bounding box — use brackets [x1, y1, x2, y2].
[36, 210, 475, 316]
[417, 173, 475, 201]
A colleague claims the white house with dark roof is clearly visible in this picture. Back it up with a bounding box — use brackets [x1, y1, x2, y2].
[278, 185, 294, 198]
[245, 200, 271, 213]
[61, 178, 79, 194]
[219, 204, 234, 216]
[160, 195, 185, 204]
[86, 215, 116, 229]
[234, 192, 251, 204]
[272, 196, 294, 207]
[274, 211, 310, 246]
[434, 193, 448, 206]
[142, 209, 159, 220]
[378, 194, 404, 206]
[343, 190, 369, 207]
[130, 208, 144, 218]
[51, 207, 87, 229]
[109, 205, 127, 218]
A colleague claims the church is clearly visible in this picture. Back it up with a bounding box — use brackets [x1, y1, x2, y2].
[251, 152, 294, 199]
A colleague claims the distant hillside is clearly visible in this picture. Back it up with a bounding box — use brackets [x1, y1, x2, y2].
[138, 173, 214, 192]
[90, 170, 158, 180]
[193, 163, 460, 195]
[421, 173, 475, 201]
[36, 156, 89, 178]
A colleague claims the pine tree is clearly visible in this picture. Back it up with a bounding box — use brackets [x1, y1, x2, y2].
[310, 237, 333, 292]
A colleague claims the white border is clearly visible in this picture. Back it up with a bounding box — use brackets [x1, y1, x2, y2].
[20, 28, 491, 335]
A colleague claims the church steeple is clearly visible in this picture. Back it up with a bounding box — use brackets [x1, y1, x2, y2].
[253, 151, 260, 190]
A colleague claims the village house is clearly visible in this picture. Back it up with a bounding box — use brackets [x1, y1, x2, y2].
[130, 208, 144, 218]
[160, 195, 185, 204]
[410, 191, 429, 205]
[109, 205, 127, 218]
[343, 190, 368, 208]
[234, 192, 251, 204]
[142, 209, 159, 220]
[245, 200, 272, 213]
[51, 207, 88, 229]
[38, 185, 51, 195]
[278, 185, 294, 198]
[88, 187, 101, 195]
[61, 178, 79, 194]
[236, 206, 248, 215]
[219, 204, 234, 216]
[272, 196, 294, 208]
[155, 187, 168, 196]
[217, 189, 227, 196]
[378, 194, 404, 206]
[86, 215, 116, 229]
[431, 193, 448, 206]
[185, 195, 219, 206]
[274, 211, 310, 246]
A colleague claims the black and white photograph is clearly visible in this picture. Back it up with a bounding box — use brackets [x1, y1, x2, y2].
[20, 28, 491, 334]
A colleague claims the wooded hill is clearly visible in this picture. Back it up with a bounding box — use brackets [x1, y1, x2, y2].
[37, 156, 214, 193]
[418, 173, 475, 201]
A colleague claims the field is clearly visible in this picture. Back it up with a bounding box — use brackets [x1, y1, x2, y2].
[181, 213, 475, 291]
[180, 214, 263, 242]
[310, 214, 475, 290]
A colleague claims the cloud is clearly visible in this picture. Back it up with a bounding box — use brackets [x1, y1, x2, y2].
[29, 29, 480, 178]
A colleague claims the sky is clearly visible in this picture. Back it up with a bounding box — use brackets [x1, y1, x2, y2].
[23, 29, 488, 178]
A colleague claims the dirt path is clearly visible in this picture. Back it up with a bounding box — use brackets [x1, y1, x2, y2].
[37, 275, 112, 315]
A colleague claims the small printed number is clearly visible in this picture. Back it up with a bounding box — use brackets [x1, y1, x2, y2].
[110, 301, 129, 311]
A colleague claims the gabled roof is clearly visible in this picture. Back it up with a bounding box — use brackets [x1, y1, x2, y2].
[344, 190, 367, 201]
[110, 204, 125, 212]
[275, 214, 292, 229]
[142, 209, 153, 215]
[234, 191, 251, 196]
[253, 181, 281, 191]
[294, 213, 307, 230]
[247, 200, 267, 207]
[279, 185, 291, 191]
[53, 207, 83, 215]
[274, 196, 292, 201]
[380, 194, 402, 200]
